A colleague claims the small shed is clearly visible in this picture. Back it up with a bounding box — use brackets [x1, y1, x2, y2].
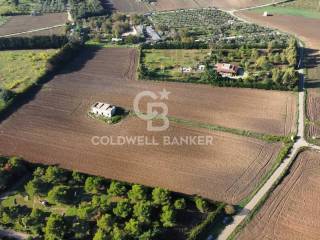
[263, 11, 271, 17]
[91, 102, 116, 118]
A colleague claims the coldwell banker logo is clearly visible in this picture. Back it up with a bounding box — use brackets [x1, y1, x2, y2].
[133, 89, 170, 132]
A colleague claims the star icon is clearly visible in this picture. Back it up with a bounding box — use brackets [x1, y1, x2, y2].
[159, 89, 171, 100]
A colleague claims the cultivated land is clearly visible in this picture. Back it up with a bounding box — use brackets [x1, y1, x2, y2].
[0, 47, 288, 204]
[107, 0, 213, 13]
[252, 0, 320, 20]
[237, 150, 320, 240]
[0, 13, 67, 37]
[5, 47, 297, 136]
[236, 12, 320, 50]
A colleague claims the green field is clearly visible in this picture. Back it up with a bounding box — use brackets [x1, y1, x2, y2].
[141, 49, 210, 81]
[253, 1, 320, 19]
[0, 49, 57, 93]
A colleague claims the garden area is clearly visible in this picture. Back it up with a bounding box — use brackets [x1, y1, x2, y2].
[140, 39, 299, 90]
[0, 157, 232, 240]
[140, 49, 210, 81]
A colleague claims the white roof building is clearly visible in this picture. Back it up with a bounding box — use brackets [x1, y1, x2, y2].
[91, 102, 116, 118]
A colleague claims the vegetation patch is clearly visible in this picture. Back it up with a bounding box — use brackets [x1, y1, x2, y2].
[140, 39, 299, 90]
[0, 49, 57, 93]
[0, 157, 225, 240]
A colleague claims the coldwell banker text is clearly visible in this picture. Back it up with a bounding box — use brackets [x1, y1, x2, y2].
[91, 136, 214, 146]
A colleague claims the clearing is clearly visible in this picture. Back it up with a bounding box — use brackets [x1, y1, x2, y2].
[0, 47, 290, 204]
[0, 49, 57, 93]
[237, 150, 320, 240]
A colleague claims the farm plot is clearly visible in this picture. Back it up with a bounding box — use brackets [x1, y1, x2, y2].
[0, 47, 292, 204]
[106, 0, 213, 13]
[150, 9, 290, 46]
[0, 13, 67, 37]
[237, 150, 320, 240]
[236, 11, 320, 50]
[141, 49, 210, 81]
[211, 0, 274, 11]
[252, 0, 320, 20]
[39, 47, 296, 136]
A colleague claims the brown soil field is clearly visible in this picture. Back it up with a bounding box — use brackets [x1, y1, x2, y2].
[0, 13, 67, 37]
[307, 89, 320, 121]
[236, 12, 320, 50]
[238, 150, 320, 240]
[212, 0, 273, 10]
[37, 48, 295, 136]
[0, 47, 288, 203]
[106, 0, 273, 12]
[107, 0, 207, 12]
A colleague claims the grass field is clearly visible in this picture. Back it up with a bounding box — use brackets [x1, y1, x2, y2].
[0, 50, 57, 93]
[252, 1, 320, 19]
[142, 49, 210, 80]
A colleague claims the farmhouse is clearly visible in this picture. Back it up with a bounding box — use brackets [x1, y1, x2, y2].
[215, 63, 240, 77]
[91, 102, 116, 118]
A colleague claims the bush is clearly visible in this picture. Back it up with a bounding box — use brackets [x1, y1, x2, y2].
[174, 198, 186, 210]
[224, 205, 236, 215]
[194, 197, 208, 213]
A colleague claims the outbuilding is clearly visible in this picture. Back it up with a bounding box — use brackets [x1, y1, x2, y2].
[91, 102, 116, 118]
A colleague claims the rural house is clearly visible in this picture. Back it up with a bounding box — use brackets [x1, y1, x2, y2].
[91, 102, 116, 118]
[215, 63, 240, 77]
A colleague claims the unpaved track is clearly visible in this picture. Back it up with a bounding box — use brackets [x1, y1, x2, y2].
[217, 4, 320, 238]
[237, 150, 320, 240]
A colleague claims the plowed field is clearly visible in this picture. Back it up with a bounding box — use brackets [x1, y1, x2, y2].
[0, 47, 291, 203]
[0, 13, 67, 37]
[238, 150, 320, 239]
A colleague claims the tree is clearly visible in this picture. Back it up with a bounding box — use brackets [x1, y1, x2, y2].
[84, 176, 104, 194]
[251, 48, 259, 60]
[44, 166, 68, 184]
[72, 219, 91, 239]
[113, 200, 132, 218]
[128, 184, 147, 203]
[160, 205, 176, 227]
[272, 68, 282, 84]
[47, 185, 71, 204]
[152, 188, 171, 205]
[25, 178, 46, 197]
[97, 214, 113, 233]
[107, 181, 127, 197]
[224, 205, 236, 215]
[133, 201, 152, 223]
[174, 198, 186, 210]
[124, 219, 141, 236]
[77, 204, 96, 220]
[112, 225, 127, 240]
[44, 214, 65, 240]
[72, 171, 86, 185]
[195, 197, 208, 213]
[256, 56, 270, 70]
[93, 229, 109, 240]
